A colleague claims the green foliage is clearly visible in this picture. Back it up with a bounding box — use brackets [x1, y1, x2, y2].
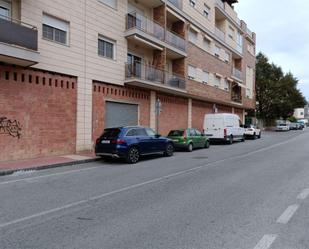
[288, 116, 297, 123]
[255, 53, 307, 122]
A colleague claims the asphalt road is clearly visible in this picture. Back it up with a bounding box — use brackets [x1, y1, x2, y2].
[1, 130, 309, 249]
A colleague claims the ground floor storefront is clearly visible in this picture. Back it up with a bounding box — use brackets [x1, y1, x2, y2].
[1, 66, 247, 162]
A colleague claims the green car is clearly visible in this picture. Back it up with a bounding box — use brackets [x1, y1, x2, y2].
[167, 128, 210, 152]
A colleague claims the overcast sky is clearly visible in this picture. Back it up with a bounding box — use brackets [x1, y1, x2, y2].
[235, 0, 309, 101]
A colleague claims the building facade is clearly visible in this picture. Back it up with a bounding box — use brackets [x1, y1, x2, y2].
[0, 0, 256, 161]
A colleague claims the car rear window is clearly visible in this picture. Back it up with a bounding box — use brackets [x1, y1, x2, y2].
[101, 128, 121, 139]
[279, 124, 287, 126]
[168, 130, 184, 136]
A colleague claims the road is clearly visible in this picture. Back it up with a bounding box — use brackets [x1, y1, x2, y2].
[0, 130, 309, 249]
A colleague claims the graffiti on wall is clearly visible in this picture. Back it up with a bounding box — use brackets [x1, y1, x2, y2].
[0, 117, 22, 139]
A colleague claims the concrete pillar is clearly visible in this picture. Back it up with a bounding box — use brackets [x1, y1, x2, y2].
[150, 91, 156, 130]
[188, 98, 192, 128]
[232, 107, 235, 114]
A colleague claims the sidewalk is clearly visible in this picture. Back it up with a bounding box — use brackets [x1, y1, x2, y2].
[0, 153, 100, 176]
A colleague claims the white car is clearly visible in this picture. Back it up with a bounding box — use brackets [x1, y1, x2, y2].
[276, 123, 290, 131]
[203, 113, 246, 144]
[243, 124, 261, 139]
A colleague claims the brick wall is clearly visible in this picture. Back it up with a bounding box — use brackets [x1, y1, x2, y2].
[0, 65, 77, 162]
[157, 93, 188, 136]
[234, 108, 244, 123]
[92, 82, 151, 142]
[192, 100, 213, 131]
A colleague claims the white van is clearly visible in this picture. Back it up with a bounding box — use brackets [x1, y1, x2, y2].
[203, 113, 245, 144]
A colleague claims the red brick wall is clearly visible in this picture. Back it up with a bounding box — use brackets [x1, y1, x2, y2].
[0, 66, 77, 162]
[92, 82, 151, 141]
[234, 108, 244, 123]
[192, 100, 213, 131]
[157, 93, 188, 136]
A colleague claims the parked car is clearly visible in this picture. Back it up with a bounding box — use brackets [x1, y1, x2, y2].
[203, 113, 246, 144]
[276, 123, 290, 131]
[297, 121, 305, 130]
[167, 128, 210, 152]
[95, 126, 174, 164]
[289, 122, 301, 130]
[243, 124, 261, 139]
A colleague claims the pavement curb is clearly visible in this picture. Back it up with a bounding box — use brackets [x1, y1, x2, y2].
[0, 158, 101, 177]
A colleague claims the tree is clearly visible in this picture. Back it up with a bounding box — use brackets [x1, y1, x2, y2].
[255, 52, 307, 124]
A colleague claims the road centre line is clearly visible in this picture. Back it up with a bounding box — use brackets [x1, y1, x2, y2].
[253, 234, 277, 249]
[277, 204, 299, 224]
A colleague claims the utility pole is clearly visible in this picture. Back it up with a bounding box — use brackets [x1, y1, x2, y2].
[155, 98, 161, 134]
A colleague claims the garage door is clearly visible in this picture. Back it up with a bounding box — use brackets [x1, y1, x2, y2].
[105, 101, 138, 128]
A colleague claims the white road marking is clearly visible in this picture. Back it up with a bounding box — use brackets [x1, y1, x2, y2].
[297, 188, 309, 200]
[277, 204, 299, 224]
[0, 166, 100, 186]
[253, 234, 277, 249]
[0, 167, 207, 229]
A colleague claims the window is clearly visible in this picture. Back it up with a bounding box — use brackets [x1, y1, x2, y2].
[228, 26, 235, 40]
[214, 75, 221, 87]
[189, 0, 196, 8]
[42, 14, 69, 45]
[188, 29, 198, 44]
[202, 71, 209, 84]
[223, 79, 230, 91]
[203, 38, 211, 52]
[203, 4, 211, 19]
[195, 129, 202, 136]
[0, 0, 11, 19]
[215, 45, 220, 57]
[224, 51, 230, 63]
[188, 65, 197, 80]
[98, 35, 116, 59]
[247, 43, 255, 55]
[145, 128, 156, 136]
[98, 0, 117, 9]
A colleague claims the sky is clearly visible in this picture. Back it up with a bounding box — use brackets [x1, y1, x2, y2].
[235, 0, 309, 101]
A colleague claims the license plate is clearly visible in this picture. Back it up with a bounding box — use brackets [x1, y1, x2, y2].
[173, 139, 179, 142]
[101, 140, 110, 144]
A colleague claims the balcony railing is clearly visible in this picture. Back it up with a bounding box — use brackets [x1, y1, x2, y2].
[0, 14, 38, 51]
[126, 12, 164, 41]
[165, 29, 186, 52]
[232, 68, 243, 80]
[215, 27, 225, 42]
[126, 12, 186, 52]
[168, 0, 182, 9]
[231, 94, 242, 103]
[125, 63, 186, 90]
[246, 27, 254, 39]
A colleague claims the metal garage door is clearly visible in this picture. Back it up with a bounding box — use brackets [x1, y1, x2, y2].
[105, 101, 138, 128]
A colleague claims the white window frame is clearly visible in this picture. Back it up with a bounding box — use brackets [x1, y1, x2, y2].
[214, 75, 221, 88]
[202, 71, 209, 84]
[0, 0, 11, 19]
[98, 35, 116, 60]
[203, 4, 211, 19]
[98, 0, 117, 9]
[203, 37, 211, 52]
[189, 0, 196, 8]
[215, 45, 220, 58]
[42, 14, 69, 46]
[224, 51, 230, 63]
[223, 79, 230, 91]
[188, 65, 197, 80]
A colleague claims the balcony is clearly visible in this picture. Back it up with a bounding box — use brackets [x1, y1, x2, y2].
[215, 27, 225, 42]
[231, 94, 242, 103]
[168, 0, 182, 9]
[125, 12, 187, 57]
[246, 27, 254, 40]
[125, 63, 186, 93]
[232, 68, 243, 81]
[0, 15, 39, 66]
[215, 0, 225, 9]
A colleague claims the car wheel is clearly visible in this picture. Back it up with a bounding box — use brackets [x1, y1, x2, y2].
[228, 135, 233, 144]
[164, 143, 174, 157]
[204, 140, 210, 149]
[187, 143, 193, 152]
[258, 132, 261, 139]
[126, 147, 140, 164]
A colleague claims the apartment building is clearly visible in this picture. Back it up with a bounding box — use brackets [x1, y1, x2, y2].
[0, 0, 256, 161]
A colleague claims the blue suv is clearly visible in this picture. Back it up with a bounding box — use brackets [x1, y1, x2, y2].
[95, 126, 174, 163]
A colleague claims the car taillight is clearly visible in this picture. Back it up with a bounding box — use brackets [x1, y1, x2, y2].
[111, 139, 126, 144]
[224, 128, 227, 137]
[96, 138, 100, 144]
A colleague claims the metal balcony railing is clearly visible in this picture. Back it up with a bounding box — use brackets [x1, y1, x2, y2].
[165, 29, 186, 52]
[0, 14, 38, 51]
[125, 63, 186, 90]
[231, 94, 242, 103]
[233, 68, 243, 80]
[215, 27, 225, 42]
[126, 12, 164, 41]
[126, 12, 186, 52]
[168, 0, 182, 9]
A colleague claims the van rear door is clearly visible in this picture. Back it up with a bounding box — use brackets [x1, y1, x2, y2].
[204, 116, 224, 139]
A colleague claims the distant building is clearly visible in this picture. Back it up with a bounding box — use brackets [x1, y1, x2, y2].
[304, 105, 309, 119]
[294, 108, 305, 120]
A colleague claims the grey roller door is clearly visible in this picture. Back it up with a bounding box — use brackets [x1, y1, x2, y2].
[105, 101, 138, 128]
